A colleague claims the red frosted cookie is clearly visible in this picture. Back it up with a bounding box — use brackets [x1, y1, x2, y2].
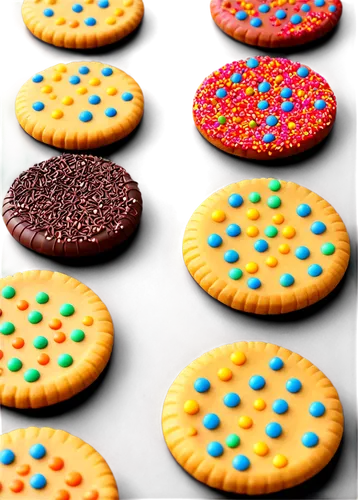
[210, 0, 342, 48]
[193, 56, 336, 160]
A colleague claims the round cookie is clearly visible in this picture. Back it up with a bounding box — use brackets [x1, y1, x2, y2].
[16, 61, 144, 150]
[183, 178, 350, 315]
[3, 153, 143, 258]
[193, 56, 336, 160]
[162, 341, 344, 495]
[22, 0, 144, 49]
[0, 270, 113, 408]
[0, 426, 119, 498]
[210, 0, 342, 49]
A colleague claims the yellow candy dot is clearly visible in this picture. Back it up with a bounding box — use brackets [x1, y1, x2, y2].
[211, 210, 226, 223]
[123, 0, 134, 5]
[82, 316, 94, 326]
[62, 96, 74, 106]
[266, 257, 278, 268]
[89, 78, 101, 86]
[49, 94, 57, 100]
[254, 399, 266, 411]
[187, 427, 197, 437]
[84, 0, 94, 3]
[46, 0, 56, 4]
[272, 213, 284, 225]
[247, 209, 260, 221]
[106, 87, 118, 96]
[51, 110, 64, 119]
[298, 90, 305, 97]
[55, 64, 67, 73]
[184, 400, 199, 415]
[218, 368, 233, 381]
[282, 226, 296, 239]
[55, 17, 66, 25]
[41, 85, 53, 94]
[288, 122, 296, 131]
[230, 351, 246, 366]
[106, 17, 117, 25]
[246, 262, 258, 274]
[239, 416, 253, 429]
[246, 226, 259, 237]
[52, 72, 62, 82]
[279, 244, 290, 254]
[275, 75, 284, 84]
[273, 454, 288, 468]
[115, 7, 124, 15]
[254, 442, 269, 456]
[77, 87, 88, 95]
[246, 87, 254, 96]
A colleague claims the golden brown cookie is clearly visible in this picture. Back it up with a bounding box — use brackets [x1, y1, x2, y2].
[0, 270, 113, 409]
[16, 61, 144, 150]
[183, 178, 350, 315]
[22, 0, 144, 49]
[162, 341, 344, 495]
[0, 427, 119, 499]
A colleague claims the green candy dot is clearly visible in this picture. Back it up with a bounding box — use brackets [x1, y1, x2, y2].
[321, 243, 335, 256]
[24, 369, 40, 383]
[267, 196, 281, 209]
[218, 116, 226, 124]
[0, 322, 15, 335]
[28, 311, 43, 324]
[36, 292, 49, 304]
[33, 336, 48, 349]
[8, 358, 23, 372]
[58, 354, 74, 368]
[60, 304, 75, 317]
[70, 329, 85, 343]
[268, 179, 281, 192]
[249, 192, 261, 203]
[226, 434, 240, 448]
[265, 226, 278, 238]
[1, 286, 16, 299]
[249, 120, 257, 128]
[229, 268, 243, 281]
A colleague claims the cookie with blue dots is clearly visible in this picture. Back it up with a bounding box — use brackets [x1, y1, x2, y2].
[0, 427, 119, 498]
[22, 0, 144, 49]
[210, 0, 342, 49]
[162, 341, 343, 495]
[16, 61, 144, 150]
[183, 178, 350, 314]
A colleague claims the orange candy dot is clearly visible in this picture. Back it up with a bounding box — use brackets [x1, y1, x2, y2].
[38, 353, 50, 366]
[12, 337, 25, 349]
[16, 464, 30, 476]
[10, 479, 24, 493]
[69, 20, 79, 28]
[66, 472, 82, 487]
[49, 318, 62, 330]
[17, 300, 29, 311]
[49, 457, 65, 471]
[84, 491, 99, 500]
[54, 332, 66, 343]
[82, 316, 94, 326]
[56, 490, 70, 500]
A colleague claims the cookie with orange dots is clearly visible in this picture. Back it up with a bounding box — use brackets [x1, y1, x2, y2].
[0, 270, 113, 409]
[162, 341, 344, 495]
[22, 0, 144, 49]
[0, 427, 119, 499]
[183, 178, 350, 315]
[16, 61, 144, 150]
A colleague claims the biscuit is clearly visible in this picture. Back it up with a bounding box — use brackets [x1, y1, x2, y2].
[210, 0, 342, 49]
[162, 341, 344, 495]
[16, 61, 144, 150]
[183, 178, 350, 315]
[193, 56, 336, 160]
[0, 426, 119, 499]
[0, 270, 113, 408]
[22, 0, 144, 49]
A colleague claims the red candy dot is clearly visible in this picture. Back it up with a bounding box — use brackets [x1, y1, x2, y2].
[49, 457, 64, 471]
[12, 337, 25, 349]
[0, 350, 3, 360]
[65, 472, 82, 487]
[17, 300, 29, 311]
[10, 479, 24, 493]
[0, 309, 2, 316]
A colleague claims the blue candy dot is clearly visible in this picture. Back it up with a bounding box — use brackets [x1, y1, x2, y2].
[311, 221, 326, 235]
[43, 8, 54, 17]
[85, 17, 97, 26]
[224, 250, 239, 264]
[72, 3, 83, 13]
[203, 413, 220, 430]
[88, 95, 101, 105]
[32, 102, 45, 112]
[295, 246, 310, 260]
[216, 88, 227, 99]
[224, 393, 241, 408]
[69, 75, 81, 85]
[269, 357, 284, 371]
[301, 3, 311, 12]
[266, 422, 282, 439]
[30, 474, 47, 490]
[98, 0, 109, 7]
[249, 375, 265, 390]
[79, 66, 90, 75]
[309, 402, 326, 417]
[250, 18, 263, 27]
[329, 5, 337, 12]
[254, 239, 269, 253]
[207, 442, 224, 458]
[105, 107, 117, 117]
[315, 100, 327, 110]
[102, 67, 113, 77]
[194, 378, 211, 393]
[32, 74, 44, 83]
[0, 449, 15, 465]
[122, 92, 134, 102]
[79, 111, 93, 122]
[258, 100, 269, 110]
[29, 444, 46, 460]
[246, 58, 259, 69]
[281, 101, 294, 112]
[259, 4, 270, 13]
[231, 73, 242, 84]
[208, 234, 223, 248]
[286, 378, 302, 393]
[263, 133, 275, 143]
[248, 278, 261, 290]
[308, 264, 323, 277]
[291, 14, 303, 24]
[258, 81, 271, 93]
[280, 87, 292, 99]
[297, 66, 309, 78]
[236, 11, 248, 21]
[302, 432, 319, 447]
[272, 399, 289, 415]
[233, 455, 250, 471]
[228, 194, 243, 208]
[226, 224, 241, 237]
[315, 0, 325, 6]
[297, 204, 311, 217]
[266, 115, 278, 127]
[275, 9, 287, 19]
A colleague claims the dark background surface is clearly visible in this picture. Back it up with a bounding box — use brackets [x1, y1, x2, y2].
[0, 0, 358, 499]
